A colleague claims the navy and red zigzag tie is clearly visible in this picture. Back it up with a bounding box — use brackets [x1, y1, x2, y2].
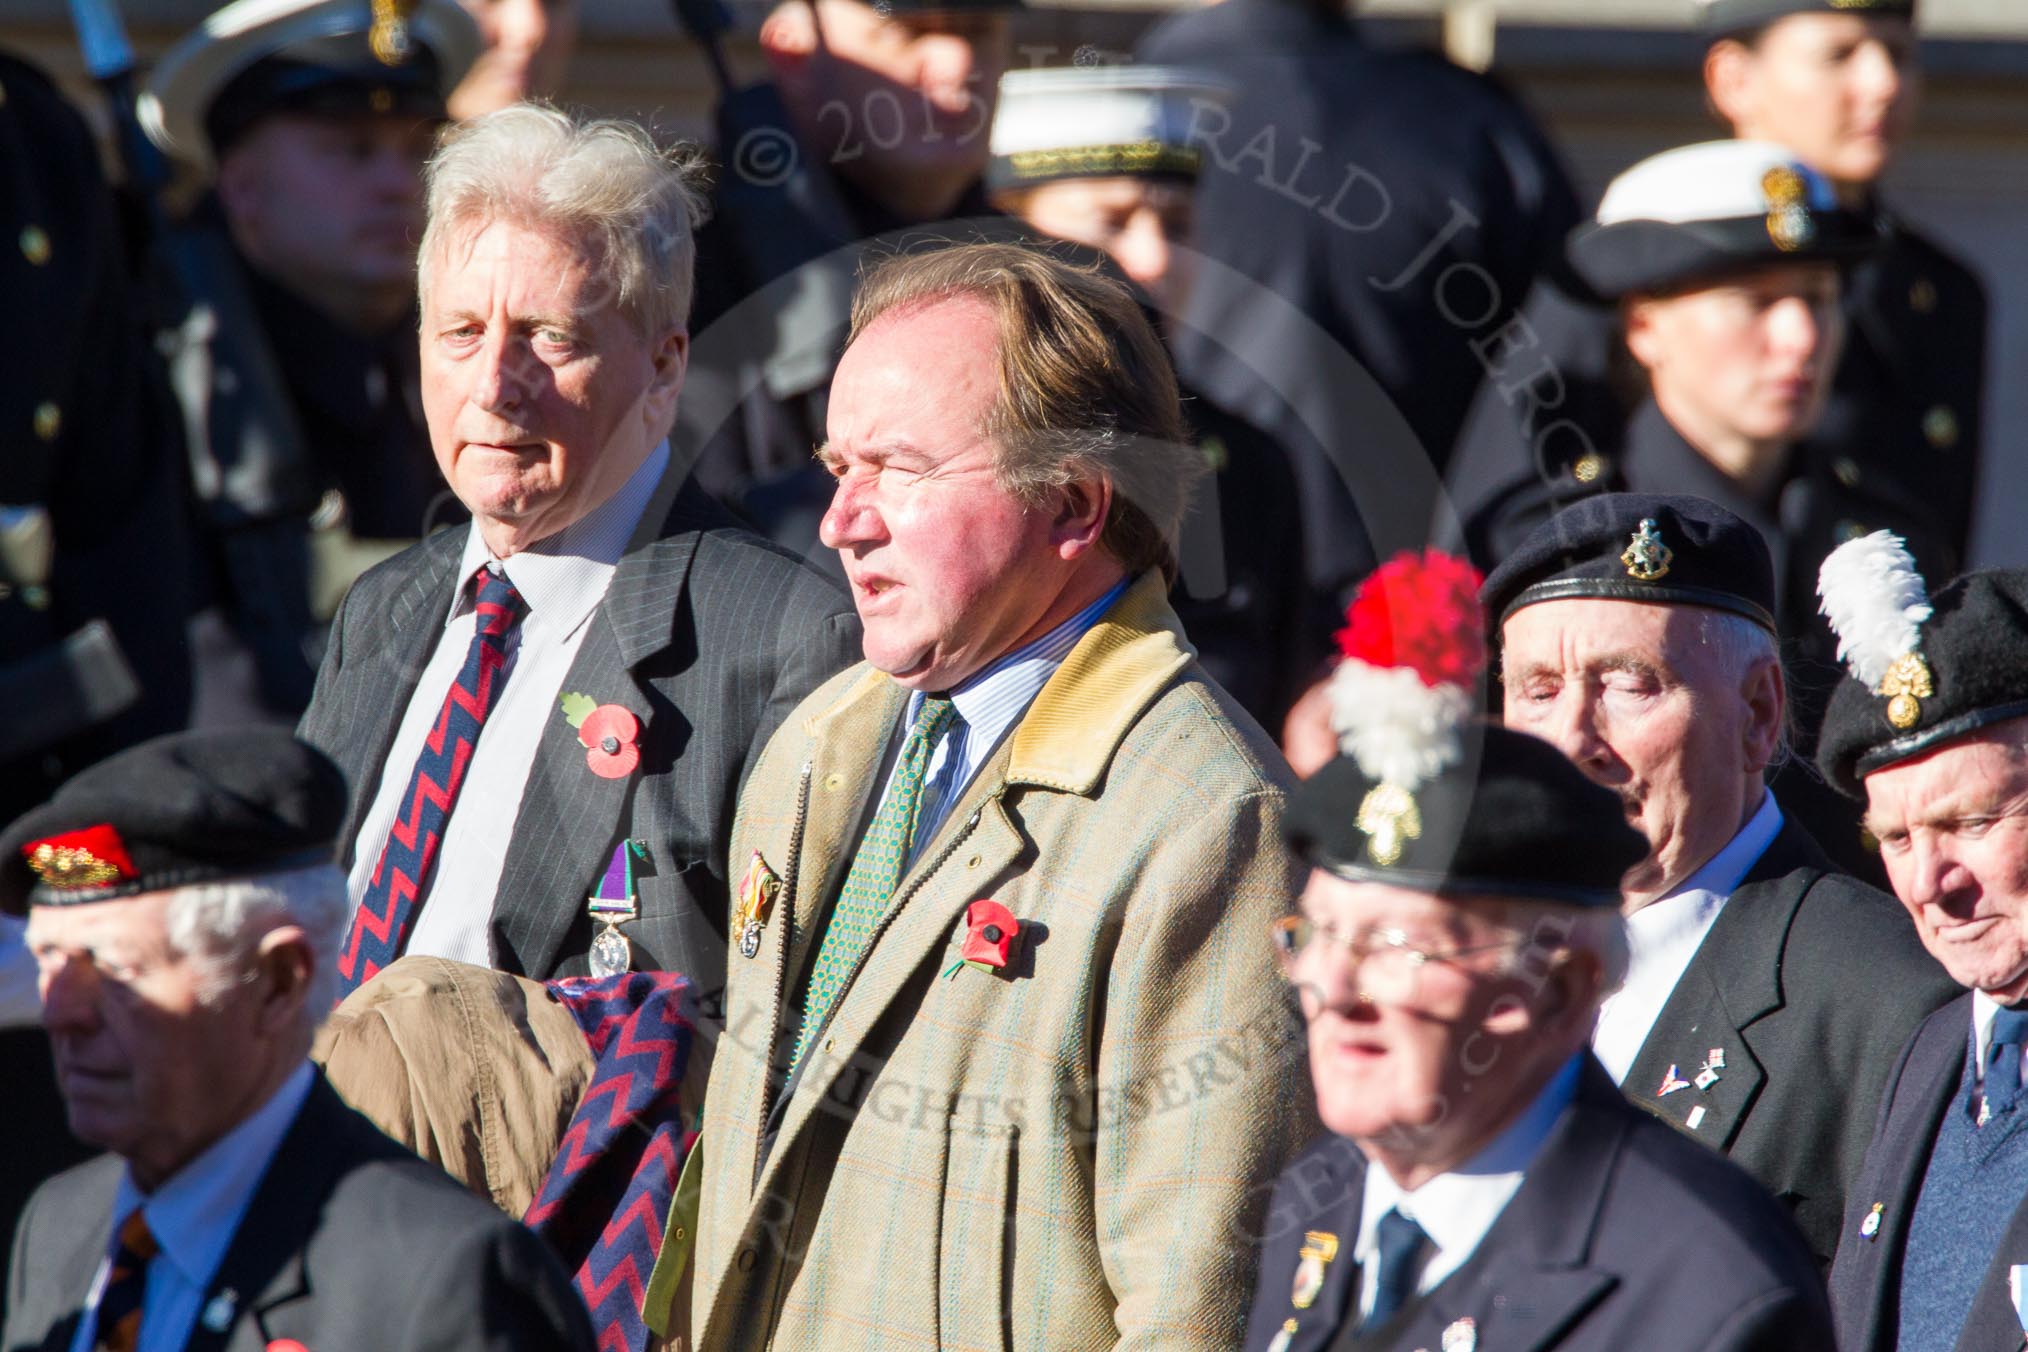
[336, 565, 526, 999]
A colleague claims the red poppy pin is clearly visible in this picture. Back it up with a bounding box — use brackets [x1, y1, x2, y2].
[943, 899, 1020, 979]
[559, 692, 641, 779]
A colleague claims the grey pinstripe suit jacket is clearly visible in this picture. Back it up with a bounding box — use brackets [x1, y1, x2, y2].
[299, 470, 860, 996]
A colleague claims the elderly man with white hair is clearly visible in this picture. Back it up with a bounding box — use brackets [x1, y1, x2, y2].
[299, 104, 858, 1000]
[0, 727, 594, 1352]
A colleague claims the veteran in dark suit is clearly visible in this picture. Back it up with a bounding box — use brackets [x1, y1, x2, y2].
[0, 728, 594, 1352]
[1815, 548, 2028, 1351]
[298, 105, 858, 999]
[1246, 566, 1831, 1351]
[1484, 493, 1956, 1266]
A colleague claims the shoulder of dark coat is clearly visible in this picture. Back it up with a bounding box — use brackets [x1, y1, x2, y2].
[1779, 868, 1957, 1012]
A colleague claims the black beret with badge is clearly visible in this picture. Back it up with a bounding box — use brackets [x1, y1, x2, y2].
[1568, 140, 1874, 302]
[138, 0, 480, 171]
[0, 727, 347, 913]
[987, 66, 1232, 194]
[1481, 492, 1779, 635]
[1284, 551, 1646, 907]
[1699, 0, 1915, 36]
[1816, 533, 2028, 796]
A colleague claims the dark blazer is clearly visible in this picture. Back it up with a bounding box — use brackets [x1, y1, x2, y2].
[1243, 1057, 1834, 1352]
[299, 470, 860, 995]
[1829, 992, 2028, 1352]
[1619, 818, 1957, 1267]
[2, 1074, 594, 1352]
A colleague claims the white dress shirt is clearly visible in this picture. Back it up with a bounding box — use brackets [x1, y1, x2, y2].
[69, 1064, 316, 1352]
[344, 442, 667, 968]
[1353, 1053, 1582, 1318]
[890, 575, 1132, 867]
[1592, 792, 1784, 1085]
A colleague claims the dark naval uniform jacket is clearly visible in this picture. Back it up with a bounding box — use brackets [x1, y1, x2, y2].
[1137, 0, 1579, 596]
[1, 1074, 593, 1352]
[1242, 1057, 1834, 1352]
[1448, 208, 1985, 588]
[1829, 992, 2028, 1352]
[1617, 816, 1956, 1267]
[298, 470, 860, 995]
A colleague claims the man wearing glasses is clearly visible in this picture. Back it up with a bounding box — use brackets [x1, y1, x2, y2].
[1245, 704, 1833, 1350]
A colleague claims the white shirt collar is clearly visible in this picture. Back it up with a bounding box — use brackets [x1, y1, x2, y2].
[112, 1063, 316, 1290]
[449, 440, 668, 644]
[1592, 792, 1783, 1084]
[1353, 1053, 1583, 1306]
[1975, 990, 2012, 1078]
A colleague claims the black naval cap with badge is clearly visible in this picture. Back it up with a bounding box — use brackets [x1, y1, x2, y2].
[1816, 532, 2028, 798]
[1699, 0, 1914, 36]
[1482, 492, 1780, 637]
[138, 0, 480, 172]
[1567, 139, 1874, 303]
[0, 728, 347, 915]
[1283, 549, 1647, 908]
[987, 65, 1231, 195]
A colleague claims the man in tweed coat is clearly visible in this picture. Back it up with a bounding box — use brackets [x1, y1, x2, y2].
[299, 105, 857, 995]
[676, 243, 1315, 1350]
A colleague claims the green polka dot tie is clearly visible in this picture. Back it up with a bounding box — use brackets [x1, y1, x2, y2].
[792, 695, 958, 1068]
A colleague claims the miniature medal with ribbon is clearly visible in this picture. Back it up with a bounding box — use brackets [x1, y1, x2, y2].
[735, 851, 780, 960]
[587, 839, 645, 977]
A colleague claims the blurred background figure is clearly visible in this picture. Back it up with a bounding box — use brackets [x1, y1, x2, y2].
[677, 0, 1024, 557]
[1448, 0, 1984, 611]
[1468, 139, 1928, 875]
[448, 0, 579, 119]
[1136, 0, 1580, 608]
[987, 63, 1334, 732]
[0, 48, 198, 1310]
[137, 0, 478, 724]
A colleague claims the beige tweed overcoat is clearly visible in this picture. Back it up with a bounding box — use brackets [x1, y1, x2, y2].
[680, 572, 1318, 1350]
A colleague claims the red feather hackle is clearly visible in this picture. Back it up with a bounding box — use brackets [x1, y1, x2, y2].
[1334, 550, 1488, 690]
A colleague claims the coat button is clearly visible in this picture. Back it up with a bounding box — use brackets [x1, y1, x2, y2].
[1832, 457, 1861, 488]
[32, 402, 60, 441]
[19, 226, 49, 266]
[1909, 277, 1937, 313]
[1924, 405, 1959, 450]
[824, 772, 845, 792]
[737, 1248, 757, 1272]
[1572, 452, 1605, 484]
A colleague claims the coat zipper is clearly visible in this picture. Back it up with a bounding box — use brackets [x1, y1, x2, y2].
[752, 760, 813, 1185]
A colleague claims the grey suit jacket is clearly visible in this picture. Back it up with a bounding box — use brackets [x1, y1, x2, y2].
[1, 1074, 595, 1352]
[299, 471, 860, 995]
[1621, 818, 1958, 1266]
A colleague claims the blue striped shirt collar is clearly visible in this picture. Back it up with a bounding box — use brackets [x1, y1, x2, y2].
[907, 573, 1135, 736]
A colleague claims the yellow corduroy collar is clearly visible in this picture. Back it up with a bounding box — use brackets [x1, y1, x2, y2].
[802, 571, 1196, 798]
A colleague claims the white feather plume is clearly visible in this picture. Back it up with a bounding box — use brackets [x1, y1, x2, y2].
[1817, 530, 1932, 689]
[1326, 659, 1472, 789]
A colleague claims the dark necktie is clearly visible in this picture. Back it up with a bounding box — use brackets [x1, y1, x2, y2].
[93, 1208, 156, 1352]
[336, 565, 526, 998]
[1364, 1207, 1432, 1330]
[1985, 1006, 2028, 1122]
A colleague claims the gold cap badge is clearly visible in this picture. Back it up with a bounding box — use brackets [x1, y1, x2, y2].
[369, 0, 417, 66]
[23, 825, 137, 891]
[1762, 166, 1815, 252]
[1356, 783, 1421, 867]
[1621, 518, 1673, 582]
[1878, 651, 1933, 730]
